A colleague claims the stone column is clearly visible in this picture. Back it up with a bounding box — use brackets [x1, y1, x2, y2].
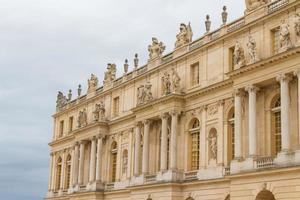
[160, 113, 169, 171]
[50, 153, 57, 191]
[234, 89, 244, 159]
[59, 151, 66, 190]
[78, 141, 86, 185]
[134, 123, 141, 176]
[217, 100, 224, 164]
[294, 70, 300, 149]
[96, 136, 103, 182]
[277, 74, 292, 152]
[72, 142, 79, 186]
[170, 111, 179, 170]
[142, 120, 150, 174]
[199, 106, 207, 168]
[89, 137, 97, 183]
[246, 85, 259, 157]
[48, 153, 54, 191]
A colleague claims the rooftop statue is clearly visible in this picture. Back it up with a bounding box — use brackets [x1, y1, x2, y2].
[88, 73, 98, 92]
[175, 23, 193, 48]
[56, 91, 68, 111]
[104, 63, 117, 84]
[245, 0, 269, 12]
[148, 37, 165, 60]
[233, 41, 246, 69]
[279, 19, 293, 53]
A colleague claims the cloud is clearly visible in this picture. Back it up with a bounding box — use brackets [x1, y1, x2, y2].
[0, 0, 245, 199]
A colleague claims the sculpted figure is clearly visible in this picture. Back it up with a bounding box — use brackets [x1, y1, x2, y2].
[295, 13, 300, 42]
[175, 23, 193, 48]
[245, 0, 269, 12]
[137, 85, 145, 105]
[162, 72, 171, 96]
[144, 82, 153, 102]
[104, 63, 117, 84]
[77, 109, 87, 128]
[56, 91, 68, 111]
[148, 37, 165, 60]
[171, 68, 181, 93]
[88, 73, 98, 92]
[93, 102, 105, 121]
[279, 20, 293, 52]
[233, 41, 246, 69]
[247, 36, 259, 63]
[208, 133, 217, 160]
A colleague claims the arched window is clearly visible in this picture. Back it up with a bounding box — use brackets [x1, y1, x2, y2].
[56, 157, 62, 190]
[111, 142, 118, 182]
[122, 150, 128, 175]
[65, 155, 72, 189]
[228, 108, 235, 162]
[189, 118, 200, 171]
[271, 96, 281, 156]
[255, 190, 275, 200]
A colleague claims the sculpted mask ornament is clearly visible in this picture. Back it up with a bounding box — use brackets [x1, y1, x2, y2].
[56, 91, 68, 111]
[162, 72, 171, 96]
[104, 63, 117, 84]
[171, 68, 181, 93]
[175, 23, 193, 48]
[295, 14, 300, 43]
[245, 0, 269, 12]
[247, 36, 259, 63]
[233, 41, 246, 69]
[77, 109, 87, 128]
[148, 37, 165, 60]
[137, 82, 153, 106]
[93, 102, 105, 121]
[279, 19, 293, 52]
[88, 73, 98, 92]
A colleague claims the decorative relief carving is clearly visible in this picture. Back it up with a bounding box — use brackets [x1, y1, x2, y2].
[88, 73, 98, 92]
[233, 41, 246, 69]
[279, 19, 293, 53]
[148, 37, 165, 60]
[171, 68, 181, 93]
[175, 23, 193, 48]
[137, 82, 153, 106]
[245, 0, 269, 12]
[161, 68, 181, 96]
[162, 71, 171, 96]
[208, 130, 217, 160]
[207, 104, 218, 117]
[77, 108, 87, 128]
[93, 101, 105, 122]
[247, 35, 259, 64]
[295, 14, 300, 44]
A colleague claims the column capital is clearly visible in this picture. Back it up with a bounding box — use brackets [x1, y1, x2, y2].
[160, 112, 169, 120]
[217, 99, 225, 107]
[143, 119, 151, 125]
[91, 136, 97, 141]
[135, 121, 142, 127]
[294, 69, 300, 77]
[79, 140, 88, 145]
[245, 85, 260, 93]
[233, 88, 246, 97]
[170, 110, 180, 117]
[276, 74, 292, 83]
[199, 105, 207, 113]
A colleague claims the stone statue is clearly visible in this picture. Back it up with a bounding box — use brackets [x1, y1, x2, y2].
[245, 0, 269, 12]
[222, 6, 228, 25]
[77, 109, 87, 128]
[77, 84, 82, 98]
[171, 68, 181, 93]
[88, 73, 98, 92]
[144, 82, 153, 102]
[124, 59, 129, 74]
[247, 36, 259, 63]
[233, 41, 246, 69]
[279, 19, 293, 52]
[93, 102, 105, 121]
[208, 133, 217, 160]
[104, 63, 117, 84]
[148, 37, 165, 60]
[134, 53, 139, 69]
[295, 13, 300, 43]
[67, 89, 72, 101]
[162, 72, 171, 96]
[175, 23, 193, 48]
[137, 85, 145, 105]
[56, 91, 68, 111]
[205, 15, 211, 33]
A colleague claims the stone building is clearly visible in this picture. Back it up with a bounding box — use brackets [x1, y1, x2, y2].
[46, 1, 300, 199]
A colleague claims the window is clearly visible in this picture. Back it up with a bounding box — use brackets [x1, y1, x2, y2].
[228, 108, 235, 162]
[122, 150, 128, 175]
[65, 155, 72, 189]
[68, 117, 74, 133]
[59, 120, 64, 137]
[271, 97, 281, 156]
[189, 119, 200, 170]
[190, 62, 200, 86]
[272, 28, 280, 55]
[111, 142, 118, 182]
[113, 97, 120, 117]
[56, 157, 62, 190]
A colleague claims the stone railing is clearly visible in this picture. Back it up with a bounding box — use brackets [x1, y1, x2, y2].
[268, 0, 289, 14]
[145, 173, 157, 183]
[137, 65, 148, 75]
[227, 18, 245, 33]
[211, 31, 221, 40]
[255, 156, 275, 169]
[189, 40, 204, 51]
[184, 170, 198, 180]
[162, 53, 173, 64]
[113, 77, 123, 87]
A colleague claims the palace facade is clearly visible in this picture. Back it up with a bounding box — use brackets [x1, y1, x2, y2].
[46, 1, 300, 200]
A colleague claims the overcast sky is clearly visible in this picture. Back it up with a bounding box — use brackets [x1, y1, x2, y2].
[0, 1, 245, 199]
